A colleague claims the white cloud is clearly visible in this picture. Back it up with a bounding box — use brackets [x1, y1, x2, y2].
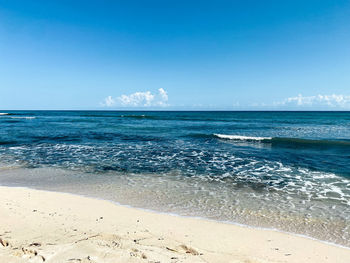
[275, 94, 350, 108]
[118, 91, 155, 106]
[101, 89, 169, 107]
[158, 88, 168, 101]
[101, 96, 115, 107]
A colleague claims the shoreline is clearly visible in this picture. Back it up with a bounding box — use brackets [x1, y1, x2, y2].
[1, 166, 349, 249]
[2, 178, 350, 251]
[32, 186, 350, 251]
[1, 186, 350, 262]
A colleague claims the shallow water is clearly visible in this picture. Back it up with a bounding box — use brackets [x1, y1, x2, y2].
[0, 111, 349, 246]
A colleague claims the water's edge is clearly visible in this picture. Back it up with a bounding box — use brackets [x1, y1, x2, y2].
[2, 183, 350, 251]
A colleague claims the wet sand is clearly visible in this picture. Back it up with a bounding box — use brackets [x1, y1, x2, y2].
[1, 186, 349, 263]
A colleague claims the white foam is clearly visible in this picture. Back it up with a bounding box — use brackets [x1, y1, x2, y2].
[0, 113, 9, 115]
[10, 117, 35, 119]
[214, 134, 271, 141]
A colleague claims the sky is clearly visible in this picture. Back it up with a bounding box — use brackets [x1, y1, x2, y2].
[0, 0, 350, 110]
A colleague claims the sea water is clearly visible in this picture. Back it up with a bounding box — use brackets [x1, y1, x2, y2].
[0, 111, 349, 246]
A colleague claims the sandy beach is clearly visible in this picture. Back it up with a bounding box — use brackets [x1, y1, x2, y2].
[0, 186, 349, 263]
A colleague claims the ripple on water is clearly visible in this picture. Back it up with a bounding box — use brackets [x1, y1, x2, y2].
[0, 166, 349, 247]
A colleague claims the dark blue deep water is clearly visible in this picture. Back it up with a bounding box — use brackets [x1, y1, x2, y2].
[1, 111, 350, 246]
[1, 111, 349, 176]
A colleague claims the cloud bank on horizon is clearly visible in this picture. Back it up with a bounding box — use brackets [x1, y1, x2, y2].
[275, 94, 350, 109]
[102, 88, 169, 107]
[101, 91, 350, 109]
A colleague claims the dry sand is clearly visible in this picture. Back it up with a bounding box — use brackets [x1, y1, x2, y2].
[0, 186, 349, 263]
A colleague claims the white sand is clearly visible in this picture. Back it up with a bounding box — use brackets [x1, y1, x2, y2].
[1, 186, 349, 263]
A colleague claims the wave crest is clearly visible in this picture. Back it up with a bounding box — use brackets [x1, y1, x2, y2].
[213, 134, 350, 149]
[214, 134, 271, 141]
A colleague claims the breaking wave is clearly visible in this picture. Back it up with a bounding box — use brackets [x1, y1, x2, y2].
[213, 134, 350, 149]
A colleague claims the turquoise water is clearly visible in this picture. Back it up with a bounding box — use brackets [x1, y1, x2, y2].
[0, 111, 350, 246]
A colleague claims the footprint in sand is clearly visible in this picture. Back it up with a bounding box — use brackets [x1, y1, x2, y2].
[129, 248, 147, 259]
[67, 256, 96, 263]
[179, 244, 200, 256]
[29, 242, 42, 247]
[77, 233, 122, 249]
[0, 238, 10, 247]
[166, 244, 200, 256]
[21, 247, 46, 262]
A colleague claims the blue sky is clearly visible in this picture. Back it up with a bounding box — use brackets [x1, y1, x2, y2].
[1, 0, 350, 110]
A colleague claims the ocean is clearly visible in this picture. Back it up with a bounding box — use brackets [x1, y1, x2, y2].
[0, 111, 349, 246]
